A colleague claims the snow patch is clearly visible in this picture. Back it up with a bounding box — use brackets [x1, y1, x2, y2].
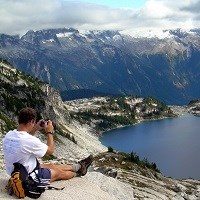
[79, 30, 91, 35]
[42, 39, 55, 43]
[46, 39, 55, 42]
[79, 33, 87, 38]
[113, 35, 122, 41]
[130, 29, 172, 39]
[121, 28, 197, 39]
[56, 32, 73, 38]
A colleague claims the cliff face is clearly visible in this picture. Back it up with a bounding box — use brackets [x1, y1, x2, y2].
[0, 59, 70, 131]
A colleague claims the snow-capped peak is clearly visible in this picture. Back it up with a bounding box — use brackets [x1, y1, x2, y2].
[121, 28, 196, 39]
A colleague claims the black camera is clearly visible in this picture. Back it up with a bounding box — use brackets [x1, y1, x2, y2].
[39, 120, 46, 127]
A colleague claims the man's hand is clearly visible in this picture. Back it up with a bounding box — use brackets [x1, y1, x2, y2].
[44, 120, 54, 134]
[30, 119, 45, 135]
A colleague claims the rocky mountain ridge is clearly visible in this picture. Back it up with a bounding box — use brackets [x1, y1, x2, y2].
[186, 100, 200, 116]
[1, 28, 200, 104]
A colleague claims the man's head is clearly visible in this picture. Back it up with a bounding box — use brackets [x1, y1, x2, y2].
[18, 107, 36, 125]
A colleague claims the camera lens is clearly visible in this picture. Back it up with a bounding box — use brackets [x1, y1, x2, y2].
[40, 121, 45, 127]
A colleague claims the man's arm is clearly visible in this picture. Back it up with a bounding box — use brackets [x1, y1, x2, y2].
[29, 120, 43, 135]
[45, 120, 55, 155]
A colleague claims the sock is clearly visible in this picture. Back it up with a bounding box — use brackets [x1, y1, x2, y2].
[72, 163, 81, 172]
[74, 172, 81, 177]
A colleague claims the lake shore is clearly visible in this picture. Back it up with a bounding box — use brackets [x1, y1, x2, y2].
[100, 112, 200, 179]
[99, 104, 186, 136]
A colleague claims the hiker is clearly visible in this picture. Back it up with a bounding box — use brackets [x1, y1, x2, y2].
[3, 107, 93, 185]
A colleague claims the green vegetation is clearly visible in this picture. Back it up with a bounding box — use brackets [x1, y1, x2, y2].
[95, 151, 160, 174]
[42, 154, 57, 161]
[0, 58, 12, 66]
[74, 110, 136, 130]
[0, 111, 16, 133]
[0, 60, 77, 145]
[128, 151, 160, 172]
[56, 124, 77, 144]
[108, 146, 114, 152]
[188, 99, 200, 105]
[70, 96, 175, 131]
[141, 96, 172, 118]
[0, 59, 47, 133]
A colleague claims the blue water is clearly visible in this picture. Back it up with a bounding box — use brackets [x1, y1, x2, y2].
[100, 113, 200, 179]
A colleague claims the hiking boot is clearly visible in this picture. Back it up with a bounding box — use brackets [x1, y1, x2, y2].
[77, 155, 93, 176]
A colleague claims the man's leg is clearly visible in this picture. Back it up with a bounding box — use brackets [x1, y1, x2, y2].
[41, 163, 78, 172]
[40, 163, 77, 182]
[40, 155, 93, 182]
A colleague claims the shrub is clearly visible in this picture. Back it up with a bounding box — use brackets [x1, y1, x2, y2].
[108, 146, 114, 152]
[129, 151, 140, 165]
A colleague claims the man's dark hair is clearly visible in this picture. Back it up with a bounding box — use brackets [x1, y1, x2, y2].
[18, 108, 36, 124]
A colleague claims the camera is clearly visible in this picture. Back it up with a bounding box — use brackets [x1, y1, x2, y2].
[39, 120, 46, 127]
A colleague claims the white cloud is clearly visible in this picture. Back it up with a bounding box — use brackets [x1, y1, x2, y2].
[0, 0, 200, 36]
[140, 0, 174, 19]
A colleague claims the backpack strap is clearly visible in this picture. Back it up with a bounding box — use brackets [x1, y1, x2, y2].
[47, 186, 65, 190]
[29, 159, 65, 191]
[30, 158, 40, 173]
[28, 159, 41, 182]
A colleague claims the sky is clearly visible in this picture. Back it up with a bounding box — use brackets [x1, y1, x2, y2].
[79, 0, 147, 9]
[0, 0, 200, 36]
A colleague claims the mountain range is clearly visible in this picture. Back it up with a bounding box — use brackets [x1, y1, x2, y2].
[1, 28, 200, 105]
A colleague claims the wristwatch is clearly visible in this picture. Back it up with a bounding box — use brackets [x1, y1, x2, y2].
[47, 132, 53, 135]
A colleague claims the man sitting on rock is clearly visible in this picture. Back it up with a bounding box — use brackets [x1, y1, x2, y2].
[3, 107, 93, 185]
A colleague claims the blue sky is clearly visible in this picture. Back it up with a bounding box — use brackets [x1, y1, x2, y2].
[0, 0, 199, 36]
[78, 0, 147, 9]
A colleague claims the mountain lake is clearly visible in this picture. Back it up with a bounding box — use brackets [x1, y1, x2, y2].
[100, 113, 200, 179]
